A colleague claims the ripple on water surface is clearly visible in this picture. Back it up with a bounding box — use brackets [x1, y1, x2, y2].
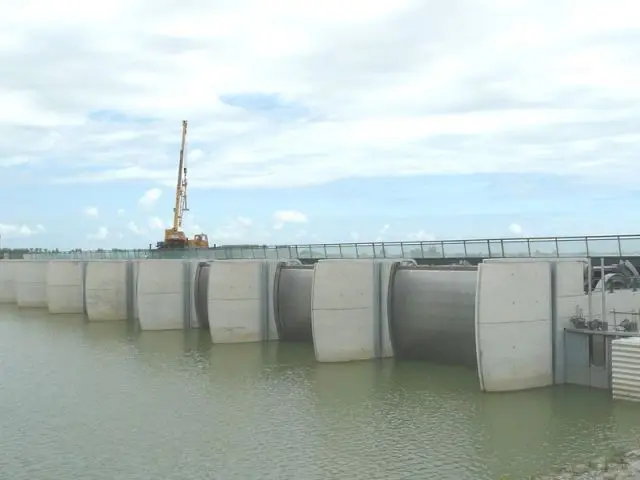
[1, 305, 639, 480]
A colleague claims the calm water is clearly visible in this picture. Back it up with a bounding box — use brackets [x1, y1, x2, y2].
[1, 306, 640, 479]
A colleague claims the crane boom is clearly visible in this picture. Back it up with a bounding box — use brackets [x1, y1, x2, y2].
[173, 120, 188, 231]
[156, 119, 209, 250]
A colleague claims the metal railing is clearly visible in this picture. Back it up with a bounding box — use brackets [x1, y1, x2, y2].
[21, 234, 640, 261]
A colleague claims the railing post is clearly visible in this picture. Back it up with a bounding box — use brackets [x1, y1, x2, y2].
[440, 241, 445, 258]
[381, 243, 386, 258]
[463, 240, 468, 257]
[527, 239, 531, 257]
[554, 237, 559, 258]
[585, 237, 589, 257]
[338, 244, 343, 258]
[500, 239, 505, 257]
[420, 242, 425, 258]
[617, 235, 622, 257]
[400, 242, 405, 258]
[323, 244, 328, 258]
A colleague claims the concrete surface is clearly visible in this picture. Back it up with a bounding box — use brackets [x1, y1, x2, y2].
[15, 260, 48, 308]
[475, 260, 554, 392]
[0, 259, 17, 303]
[46, 260, 85, 314]
[85, 260, 131, 321]
[311, 259, 394, 362]
[137, 259, 187, 330]
[207, 260, 277, 343]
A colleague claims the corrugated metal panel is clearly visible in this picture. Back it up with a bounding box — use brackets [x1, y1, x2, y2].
[611, 337, 640, 402]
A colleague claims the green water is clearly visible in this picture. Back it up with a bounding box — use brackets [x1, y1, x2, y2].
[1, 305, 639, 479]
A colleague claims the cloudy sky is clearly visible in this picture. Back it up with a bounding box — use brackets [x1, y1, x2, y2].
[1, 0, 639, 249]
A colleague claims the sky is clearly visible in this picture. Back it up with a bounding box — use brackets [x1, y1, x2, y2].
[0, 0, 639, 249]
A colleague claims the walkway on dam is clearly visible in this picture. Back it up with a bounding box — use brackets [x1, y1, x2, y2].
[19, 233, 640, 261]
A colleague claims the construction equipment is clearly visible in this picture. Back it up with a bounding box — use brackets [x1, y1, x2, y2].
[156, 120, 210, 249]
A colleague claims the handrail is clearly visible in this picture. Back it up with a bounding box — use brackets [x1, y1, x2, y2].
[19, 233, 640, 261]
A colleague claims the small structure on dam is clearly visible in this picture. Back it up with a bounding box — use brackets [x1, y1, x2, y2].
[1, 253, 640, 401]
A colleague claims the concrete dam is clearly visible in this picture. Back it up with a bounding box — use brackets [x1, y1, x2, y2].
[2, 257, 640, 397]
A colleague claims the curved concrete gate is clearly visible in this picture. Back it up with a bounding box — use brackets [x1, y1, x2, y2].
[274, 265, 314, 342]
[389, 266, 477, 367]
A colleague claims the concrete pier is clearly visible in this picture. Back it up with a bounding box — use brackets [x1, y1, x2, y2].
[137, 259, 191, 330]
[85, 260, 133, 321]
[15, 260, 48, 308]
[0, 259, 17, 303]
[475, 261, 554, 392]
[46, 260, 86, 314]
[311, 260, 396, 363]
[206, 260, 286, 344]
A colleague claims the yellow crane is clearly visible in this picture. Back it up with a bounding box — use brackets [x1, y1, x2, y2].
[156, 120, 209, 249]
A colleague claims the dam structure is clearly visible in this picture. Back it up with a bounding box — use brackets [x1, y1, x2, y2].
[4, 233, 640, 398]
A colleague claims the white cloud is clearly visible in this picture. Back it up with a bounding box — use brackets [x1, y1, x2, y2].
[116, 208, 125, 217]
[0, 223, 45, 238]
[138, 188, 162, 208]
[407, 230, 436, 241]
[508, 223, 523, 236]
[147, 216, 165, 230]
[236, 216, 252, 227]
[4, 1, 640, 190]
[87, 226, 108, 240]
[127, 221, 146, 235]
[210, 216, 255, 243]
[83, 206, 99, 218]
[272, 210, 307, 230]
[374, 224, 392, 242]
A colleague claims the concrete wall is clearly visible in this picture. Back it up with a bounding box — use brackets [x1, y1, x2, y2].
[85, 260, 132, 321]
[311, 259, 395, 363]
[207, 260, 280, 343]
[46, 260, 86, 314]
[137, 259, 188, 330]
[0, 259, 17, 303]
[15, 260, 48, 308]
[475, 261, 553, 392]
